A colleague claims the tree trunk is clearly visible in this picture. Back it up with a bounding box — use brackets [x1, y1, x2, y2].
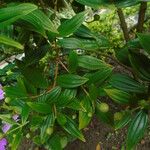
[137, 2, 147, 33]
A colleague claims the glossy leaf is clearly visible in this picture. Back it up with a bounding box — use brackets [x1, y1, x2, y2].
[0, 35, 23, 49]
[137, 33, 150, 55]
[68, 51, 78, 73]
[78, 55, 109, 70]
[87, 67, 113, 85]
[56, 89, 77, 106]
[126, 110, 148, 150]
[109, 74, 147, 93]
[61, 115, 85, 142]
[17, 9, 58, 36]
[76, 0, 139, 8]
[40, 113, 55, 143]
[114, 112, 131, 130]
[21, 104, 30, 124]
[4, 78, 28, 99]
[79, 96, 93, 129]
[27, 102, 52, 114]
[11, 130, 23, 150]
[0, 115, 18, 125]
[0, 3, 37, 28]
[57, 74, 88, 88]
[16, 60, 48, 88]
[58, 38, 100, 51]
[58, 11, 86, 37]
[129, 52, 150, 81]
[104, 89, 131, 104]
[45, 86, 62, 104]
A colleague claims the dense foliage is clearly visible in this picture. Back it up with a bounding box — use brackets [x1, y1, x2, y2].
[0, 0, 150, 150]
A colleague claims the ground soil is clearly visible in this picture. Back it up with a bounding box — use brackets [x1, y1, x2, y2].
[66, 117, 150, 150]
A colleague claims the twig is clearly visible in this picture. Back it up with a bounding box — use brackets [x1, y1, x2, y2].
[53, 59, 59, 88]
[59, 59, 69, 72]
[117, 8, 130, 42]
[137, 1, 147, 33]
[98, 52, 133, 73]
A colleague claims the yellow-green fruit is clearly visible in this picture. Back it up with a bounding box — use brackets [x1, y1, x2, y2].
[98, 103, 109, 113]
[87, 112, 93, 117]
[6, 70, 13, 75]
[138, 100, 147, 107]
[26, 133, 30, 139]
[13, 134, 16, 138]
[72, 114, 77, 119]
[60, 137, 68, 149]
[114, 112, 123, 121]
[5, 97, 11, 103]
[46, 127, 53, 135]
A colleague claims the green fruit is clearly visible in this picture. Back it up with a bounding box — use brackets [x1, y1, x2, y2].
[138, 100, 147, 107]
[46, 127, 53, 135]
[26, 133, 30, 139]
[98, 103, 109, 113]
[60, 136, 68, 148]
[72, 114, 77, 119]
[5, 97, 11, 103]
[114, 112, 123, 121]
[6, 70, 13, 75]
[87, 112, 93, 117]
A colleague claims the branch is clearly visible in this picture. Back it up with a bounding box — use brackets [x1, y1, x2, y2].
[117, 8, 130, 42]
[137, 1, 147, 33]
[53, 59, 59, 88]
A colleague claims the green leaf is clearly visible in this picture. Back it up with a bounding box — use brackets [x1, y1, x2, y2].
[58, 38, 101, 51]
[40, 113, 55, 143]
[57, 113, 67, 126]
[79, 97, 93, 129]
[67, 98, 86, 111]
[104, 89, 131, 104]
[0, 3, 37, 28]
[0, 115, 18, 125]
[11, 130, 23, 150]
[129, 52, 150, 81]
[137, 33, 150, 55]
[68, 51, 78, 73]
[57, 74, 88, 88]
[109, 74, 147, 93]
[17, 9, 58, 36]
[47, 135, 62, 150]
[87, 67, 113, 85]
[0, 35, 23, 49]
[27, 102, 52, 114]
[126, 110, 148, 150]
[74, 24, 94, 39]
[45, 86, 62, 104]
[61, 115, 85, 142]
[56, 89, 77, 107]
[58, 11, 86, 37]
[115, 47, 130, 66]
[75, 0, 102, 8]
[4, 78, 28, 99]
[16, 60, 48, 88]
[76, 0, 139, 8]
[21, 104, 30, 124]
[78, 55, 109, 70]
[114, 111, 131, 130]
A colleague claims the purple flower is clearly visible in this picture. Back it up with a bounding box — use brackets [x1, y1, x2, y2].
[2, 124, 11, 133]
[0, 114, 19, 150]
[0, 84, 4, 100]
[0, 138, 7, 150]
